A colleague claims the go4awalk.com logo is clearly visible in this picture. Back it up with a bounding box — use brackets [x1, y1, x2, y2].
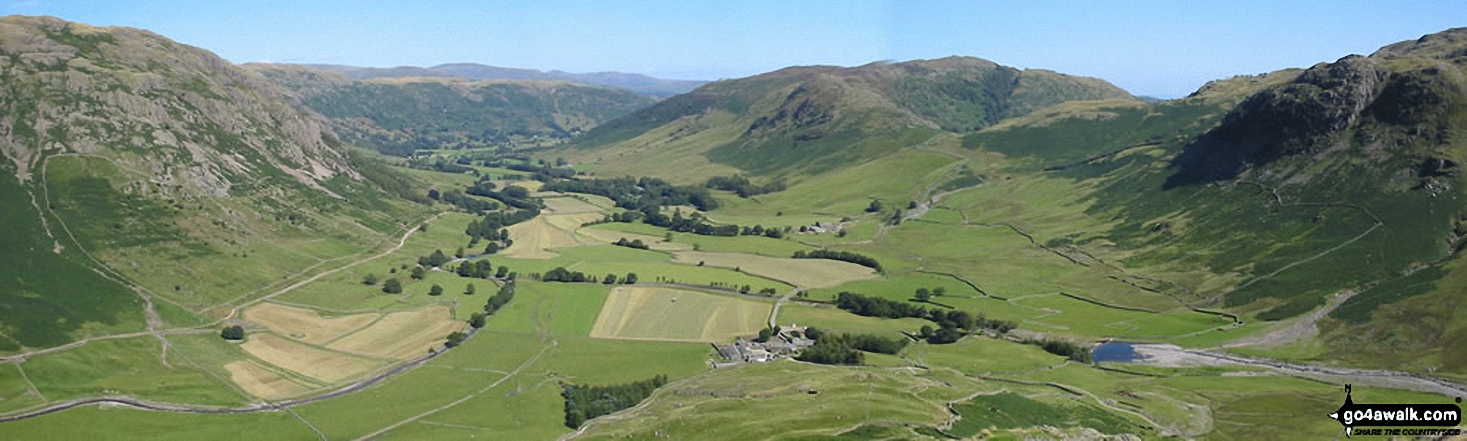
[1327, 384, 1462, 437]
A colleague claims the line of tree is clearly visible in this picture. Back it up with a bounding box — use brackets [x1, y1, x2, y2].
[834, 292, 1017, 344]
[792, 250, 882, 272]
[541, 176, 719, 211]
[432, 187, 499, 213]
[484, 280, 516, 315]
[705, 175, 786, 198]
[541, 267, 638, 285]
[562, 375, 668, 428]
[819, 333, 908, 354]
[1028, 338, 1093, 363]
[466, 180, 540, 210]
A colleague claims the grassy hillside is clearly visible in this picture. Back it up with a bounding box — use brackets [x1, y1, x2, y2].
[566, 57, 1134, 182]
[0, 16, 427, 351]
[249, 64, 656, 155]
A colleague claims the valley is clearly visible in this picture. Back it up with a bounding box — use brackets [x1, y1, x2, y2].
[0, 13, 1465, 440]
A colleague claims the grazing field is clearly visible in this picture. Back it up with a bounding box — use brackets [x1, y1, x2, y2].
[590, 287, 771, 342]
[242, 303, 379, 345]
[671, 251, 877, 288]
[327, 306, 461, 360]
[1014, 293, 1229, 340]
[224, 361, 309, 400]
[22, 337, 244, 406]
[497, 245, 795, 293]
[240, 334, 383, 383]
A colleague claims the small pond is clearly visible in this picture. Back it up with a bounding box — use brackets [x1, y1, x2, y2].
[1092, 341, 1145, 363]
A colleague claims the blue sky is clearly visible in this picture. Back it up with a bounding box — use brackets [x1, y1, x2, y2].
[4, 1, 1463, 97]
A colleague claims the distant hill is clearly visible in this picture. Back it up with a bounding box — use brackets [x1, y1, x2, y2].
[567, 56, 1135, 179]
[249, 64, 657, 156]
[299, 62, 707, 97]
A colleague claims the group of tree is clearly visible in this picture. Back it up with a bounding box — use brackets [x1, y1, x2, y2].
[562, 375, 668, 429]
[220, 325, 245, 341]
[792, 250, 882, 272]
[541, 176, 719, 212]
[705, 175, 786, 198]
[913, 286, 947, 303]
[455, 259, 498, 279]
[466, 208, 536, 245]
[613, 237, 649, 250]
[419, 249, 451, 268]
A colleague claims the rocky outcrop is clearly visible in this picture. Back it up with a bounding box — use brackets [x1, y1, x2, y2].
[0, 16, 356, 196]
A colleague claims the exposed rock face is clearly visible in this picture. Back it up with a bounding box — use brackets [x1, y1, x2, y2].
[1167, 37, 1465, 187]
[0, 15, 357, 196]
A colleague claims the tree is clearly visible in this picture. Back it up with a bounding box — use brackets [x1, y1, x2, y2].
[804, 327, 824, 341]
[866, 200, 883, 213]
[220, 325, 245, 341]
[427, 188, 440, 200]
[933, 287, 947, 297]
[496, 266, 509, 278]
[740, 285, 752, 294]
[411, 266, 426, 280]
[919, 325, 935, 339]
[465, 283, 476, 295]
[383, 278, 403, 294]
[445, 331, 468, 348]
[664, 232, 673, 242]
[363, 273, 378, 286]
[908, 201, 918, 209]
[455, 246, 465, 259]
[429, 284, 444, 296]
[469, 312, 487, 328]
[623, 273, 638, 284]
[603, 273, 618, 284]
[915, 288, 931, 302]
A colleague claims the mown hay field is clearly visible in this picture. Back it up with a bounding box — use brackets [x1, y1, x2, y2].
[326, 306, 461, 360]
[671, 251, 877, 288]
[242, 303, 378, 345]
[224, 361, 309, 400]
[590, 287, 769, 343]
[239, 334, 382, 383]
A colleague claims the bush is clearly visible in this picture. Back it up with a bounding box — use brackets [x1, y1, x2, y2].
[382, 278, 403, 294]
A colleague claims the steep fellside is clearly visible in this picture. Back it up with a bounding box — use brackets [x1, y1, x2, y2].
[567, 57, 1134, 181]
[250, 64, 656, 156]
[0, 16, 421, 350]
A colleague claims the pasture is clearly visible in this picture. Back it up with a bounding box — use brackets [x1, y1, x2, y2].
[590, 287, 771, 343]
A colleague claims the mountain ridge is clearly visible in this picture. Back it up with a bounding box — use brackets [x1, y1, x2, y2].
[293, 62, 707, 97]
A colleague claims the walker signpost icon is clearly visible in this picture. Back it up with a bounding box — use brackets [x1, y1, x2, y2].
[1327, 384, 1462, 437]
